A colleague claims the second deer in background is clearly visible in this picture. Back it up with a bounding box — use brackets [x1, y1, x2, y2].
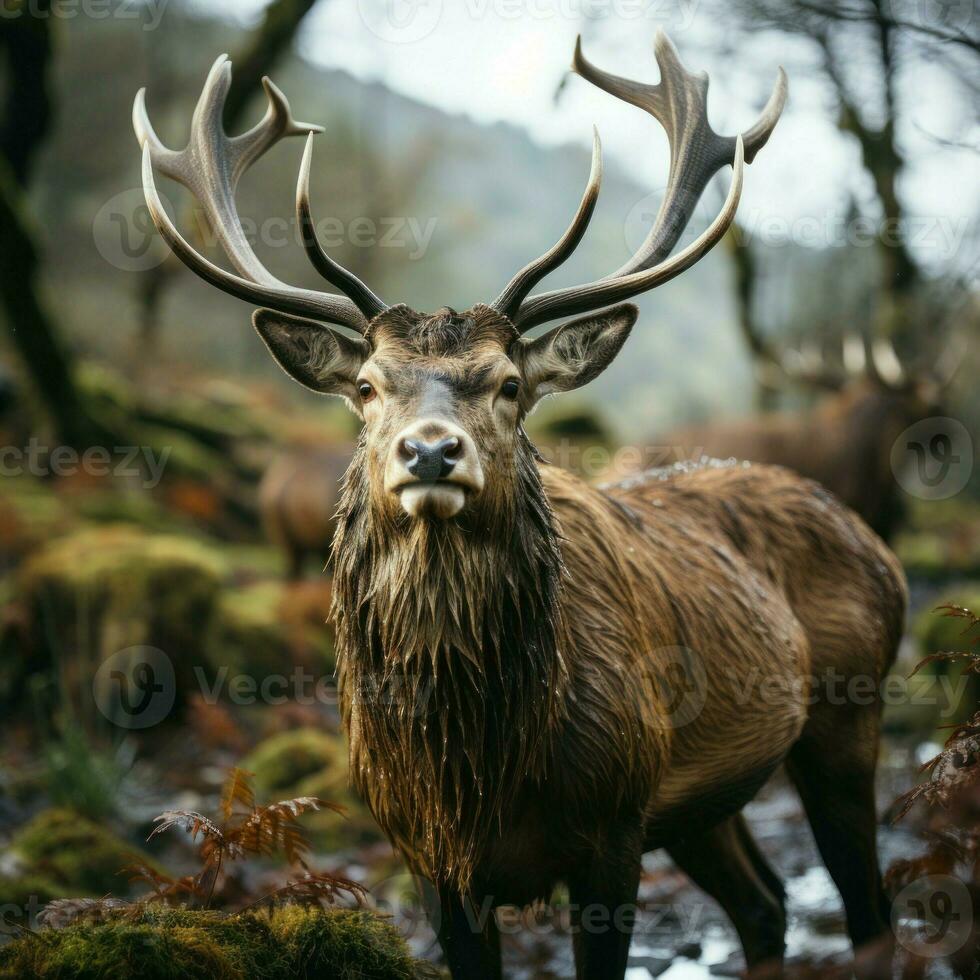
[659, 324, 968, 541]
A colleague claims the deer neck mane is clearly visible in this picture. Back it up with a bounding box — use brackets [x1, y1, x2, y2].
[330, 432, 567, 888]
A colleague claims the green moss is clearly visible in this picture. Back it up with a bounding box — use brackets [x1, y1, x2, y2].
[243, 729, 381, 851]
[15, 526, 224, 718]
[244, 728, 346, 800]
[9, 808, 163, 896]
[205, 581, 335, 680]
[206, 582, 291, 679]
[0, 475, 74, 559]
[0, 906, 428, 979]
[268, 905, 426, 979]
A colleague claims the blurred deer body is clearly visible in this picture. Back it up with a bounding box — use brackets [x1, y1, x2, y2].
[667, 376, 942, 540]
[258, 445, 349, 579]
[135, 36, 907, 979]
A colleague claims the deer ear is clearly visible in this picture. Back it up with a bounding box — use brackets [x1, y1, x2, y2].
[253, 309, 368, 400]
[517, 304, 637, 402]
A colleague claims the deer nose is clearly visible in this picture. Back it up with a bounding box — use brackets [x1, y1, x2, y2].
[400, 435, 461, 483]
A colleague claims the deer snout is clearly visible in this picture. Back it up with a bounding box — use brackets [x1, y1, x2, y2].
[386, 420, 484, 519]
[402, 435, 460, 482]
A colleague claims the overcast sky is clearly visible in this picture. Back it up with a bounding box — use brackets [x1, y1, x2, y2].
[190, 0, 978, 276]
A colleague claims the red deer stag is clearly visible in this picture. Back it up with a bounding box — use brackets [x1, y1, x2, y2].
[660, 332, 962, 540]
[134, 36, 907, 979]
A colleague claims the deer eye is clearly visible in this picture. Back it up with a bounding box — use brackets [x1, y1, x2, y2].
[500, 379, 520, 400]
[357, 381, 375, 402]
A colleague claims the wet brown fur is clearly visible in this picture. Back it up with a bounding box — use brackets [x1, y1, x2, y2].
[329, 306, 908, 963]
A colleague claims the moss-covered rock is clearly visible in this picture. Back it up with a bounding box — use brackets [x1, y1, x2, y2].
[207, 582, 290, 680]
[0, 905, 429, 979]
[244, 728, 346, 801]
[6, 808, 163, 898]
[243, 729, 381, 852]
[11, 526, 224, 719]
[0, 475, 74, 563]
[205, 581, 334, 680]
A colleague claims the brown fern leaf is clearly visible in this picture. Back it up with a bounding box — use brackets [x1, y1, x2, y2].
[220, 767, 255, 824]
[244, 871, 368, 911]
[910, 650, 980, 677]
[149, 809, 226, 846]
[123, 863, 202, 901]
[936, 603, 980, 633]
[230, 798, 342, 866]
[894, 734, 980, 821]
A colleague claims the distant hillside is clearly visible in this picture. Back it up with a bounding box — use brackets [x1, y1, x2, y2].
[26, 7, 758, 440]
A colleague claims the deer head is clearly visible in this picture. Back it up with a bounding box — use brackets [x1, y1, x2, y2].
[134, 34, 786, 524]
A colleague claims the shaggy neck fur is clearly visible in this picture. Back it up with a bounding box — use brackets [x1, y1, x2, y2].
[331, 431, 567, 890]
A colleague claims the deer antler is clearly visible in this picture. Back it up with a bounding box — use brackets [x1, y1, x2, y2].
[134, 55, 386, 333]
[493, 31, 787, 331]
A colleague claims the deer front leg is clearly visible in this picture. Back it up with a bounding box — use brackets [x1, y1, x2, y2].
[568, 839, 643, 980]
[425, 882, 501, 980]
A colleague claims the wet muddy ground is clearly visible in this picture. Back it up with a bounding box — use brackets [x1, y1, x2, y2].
[383, 758, 928, 978]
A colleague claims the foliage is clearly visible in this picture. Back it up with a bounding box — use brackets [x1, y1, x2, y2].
[39, 721, 137, 821]
[888, 603, 980, 977]
[129, 767, 363, 910]
[5, 807, 162, 897]
[0, 904, 432, 979]
[242, 728, 383, 852]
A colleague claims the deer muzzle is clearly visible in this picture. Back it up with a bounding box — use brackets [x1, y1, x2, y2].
[386, 419, 484, 519]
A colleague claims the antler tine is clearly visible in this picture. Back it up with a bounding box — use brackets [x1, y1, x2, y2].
[497, 33, 785, 333]
[864, 334, 906, 387]
[491, 128, 602, 322]
[140, 144, 368, 331]
[778, 338, 845, 390]
[513, 135, 745, 331]
[231, 75, 324, 182]
[842, 333, 867, 376]
[297, 134, 387, 321]
[577, 30, 787, 278]
[134, 56, 383, 332]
